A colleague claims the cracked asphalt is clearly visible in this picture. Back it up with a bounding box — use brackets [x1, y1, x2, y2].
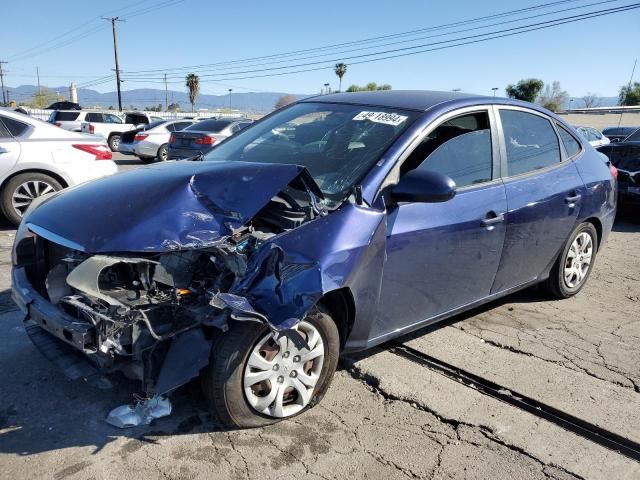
[0, 157, 639, 479]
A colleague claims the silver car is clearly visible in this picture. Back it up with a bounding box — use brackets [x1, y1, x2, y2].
[574, 126, 610, 148]
[0, 109, 117, 225]
[119, 119, 195, 163]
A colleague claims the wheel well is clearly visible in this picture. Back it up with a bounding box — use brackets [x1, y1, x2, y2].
[318, 288, 356, 350]
[585, 217, 603, 248]
[1, 169, 68, 193]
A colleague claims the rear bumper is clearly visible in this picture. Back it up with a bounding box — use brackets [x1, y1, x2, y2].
[118, 143, 137, 155]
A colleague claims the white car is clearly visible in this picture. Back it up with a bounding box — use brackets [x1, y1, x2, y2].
[119, 119, 195, 163]
[48, 110, 124, 133]
[81, 112, 163, 151]
[574, 126, 610, 148]
[0, 109, 118, 225]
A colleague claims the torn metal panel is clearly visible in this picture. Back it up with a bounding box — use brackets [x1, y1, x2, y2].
[24, 161, 318, 253]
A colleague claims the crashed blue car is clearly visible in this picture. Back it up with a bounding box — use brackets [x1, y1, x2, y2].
[11, 91, 617, 428]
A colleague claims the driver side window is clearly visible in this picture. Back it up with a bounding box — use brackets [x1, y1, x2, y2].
[402, 112, 493, 188]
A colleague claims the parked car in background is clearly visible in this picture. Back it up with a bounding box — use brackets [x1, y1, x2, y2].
[119, 119, 194, 163]
[12, 91, 616, 428]
[47, 110, 106, 132]
[574, 126, 610, 148]
[0, 108, 117, 225]
[47, 101, 81, 110]
[168, 118, 253, 159]
[598, 141, 640, 208]
[602, 126, 639, 143]
[81, 111, 163, 151]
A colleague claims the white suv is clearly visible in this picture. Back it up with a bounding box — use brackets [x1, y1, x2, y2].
[48, 110, 125, 133]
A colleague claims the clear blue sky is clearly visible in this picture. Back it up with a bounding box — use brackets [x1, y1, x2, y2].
[1, 0, 638, 98]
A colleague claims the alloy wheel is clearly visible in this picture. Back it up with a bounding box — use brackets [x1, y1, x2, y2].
[243, 321, 325, 418]
[563, 232, 593, 288]
[11, 180, 57, 218]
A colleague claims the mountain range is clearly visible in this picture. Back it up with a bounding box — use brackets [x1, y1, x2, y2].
[7, 84, 308, 112]
[6, 84, 620, 112]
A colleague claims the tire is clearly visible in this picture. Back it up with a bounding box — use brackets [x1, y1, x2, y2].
[201, 304, 340, 428]
[1, 172, 62, 226]
[108, 134, 121, 152]
[157, 144, 169, 162]
[544, 222, 598, 299]
[139, 156, 155, 164]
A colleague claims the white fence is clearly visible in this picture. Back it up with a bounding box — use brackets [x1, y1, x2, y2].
[25, 108, 246, 122]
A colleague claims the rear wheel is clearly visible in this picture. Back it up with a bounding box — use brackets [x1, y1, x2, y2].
[1, 172, 62, 225]
[108, 134, 121, 152]
[157, 144, 169, 162]
[545, 222, 598, 298]
[201, 305, 340, 428]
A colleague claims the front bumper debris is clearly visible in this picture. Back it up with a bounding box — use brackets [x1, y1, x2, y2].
[106, 395, 172, 428]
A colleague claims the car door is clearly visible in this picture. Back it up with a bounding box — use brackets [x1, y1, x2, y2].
[491, 107, 585, 293]
[0, 116, 22, 177]
[373, 109, 507, 339]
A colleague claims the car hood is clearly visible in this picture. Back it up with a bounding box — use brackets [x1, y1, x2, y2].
[25, 160, 322, 253]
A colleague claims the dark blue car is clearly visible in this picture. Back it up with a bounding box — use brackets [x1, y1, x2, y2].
[11, 91, 617, 428]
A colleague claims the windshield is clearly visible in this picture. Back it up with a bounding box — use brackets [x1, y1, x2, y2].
[204, 102, 417, 202]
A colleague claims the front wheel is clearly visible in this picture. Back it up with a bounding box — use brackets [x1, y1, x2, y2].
[201, 305, 340, 428]
[544, 222, 598, 298]
[157, 143, 169, 162]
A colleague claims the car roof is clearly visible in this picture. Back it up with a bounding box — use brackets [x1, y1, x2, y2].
[302, 90, 481, 111]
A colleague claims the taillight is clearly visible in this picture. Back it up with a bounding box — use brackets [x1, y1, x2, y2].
[88, 124, 95, 134]
[72, 144, 113, 160]
[54, 122, 61, 127]
[610, 165, 618, 179]
[195, 135, 216, 145]
[134, 133, 149, 142]
[169, 135, 176, 144]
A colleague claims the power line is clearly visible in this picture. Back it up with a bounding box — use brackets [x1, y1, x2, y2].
[121, 0, 605, 75]
[123, 0, 621, 81]
[121, 2, 640, 85]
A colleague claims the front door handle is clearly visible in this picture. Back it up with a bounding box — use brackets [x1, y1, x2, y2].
[481, 212, 505, 227]
[0, 147, 8, 154]
[565, 193, 582, 204]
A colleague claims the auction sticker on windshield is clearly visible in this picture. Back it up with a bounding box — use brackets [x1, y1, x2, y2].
[353, 111, 408, 126]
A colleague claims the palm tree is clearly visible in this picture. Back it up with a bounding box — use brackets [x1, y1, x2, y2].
[185, 73, 200, 113]
[334, 63, 347, 92]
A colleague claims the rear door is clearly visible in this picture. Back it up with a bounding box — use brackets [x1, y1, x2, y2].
[0, 115, 23, 176]
[491, 107, 585, 293]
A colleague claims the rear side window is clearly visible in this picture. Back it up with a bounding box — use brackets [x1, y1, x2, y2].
[1, 117, 29, 137]
[557, 125, 581, 159]
[500, 110, 561, 176]
[54, 111, 80, 121]
[404, 112, 493, 188]
[85, 113, 104, 122]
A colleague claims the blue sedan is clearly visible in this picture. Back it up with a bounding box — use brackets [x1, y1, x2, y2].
[12, 91, 617, 428]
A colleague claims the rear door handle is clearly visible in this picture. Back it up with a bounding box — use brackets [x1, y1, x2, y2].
[565, 193, 582, 204]
[481, 212, 505, 226]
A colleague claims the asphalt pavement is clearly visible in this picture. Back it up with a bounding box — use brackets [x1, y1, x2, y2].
[0, 156, 639, 479]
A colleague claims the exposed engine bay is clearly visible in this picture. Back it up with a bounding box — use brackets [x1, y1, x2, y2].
[15, 184, 325, 398]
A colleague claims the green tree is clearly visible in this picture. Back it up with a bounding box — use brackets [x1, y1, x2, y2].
[505, 78, 544, 102]
[345, 83, 392, 92]
[334, 63, 347, 92]
[619, 82, 640, 106]
[185, 73, 200, 113]
[538, 81, 569, 112]
[26, 88, 63, 109]
[274, 94, 297, 110]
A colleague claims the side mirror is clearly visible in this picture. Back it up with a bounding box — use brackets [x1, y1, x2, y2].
[390, 170, 456, 203]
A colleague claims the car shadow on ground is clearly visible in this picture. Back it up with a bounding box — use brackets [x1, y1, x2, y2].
[0, 217, 636, 457]
[114, 158, 147, 166]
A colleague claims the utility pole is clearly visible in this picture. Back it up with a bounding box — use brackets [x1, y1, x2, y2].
[36, 66, 41, 96]
[0, 61, 7, 105]
[164, 73, 168, 111]
[228, 88, 232, 108]
[492, 87, 498, 96]
[104, 17, 124, 111]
